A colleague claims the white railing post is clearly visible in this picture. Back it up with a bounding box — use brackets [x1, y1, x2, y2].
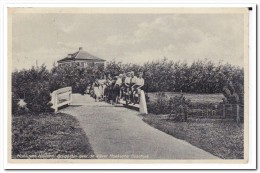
[139, 90, 148, 114]
[54, 92, 58, 112]
[68, 88, 72, 105]
[50, 90, 58, 112]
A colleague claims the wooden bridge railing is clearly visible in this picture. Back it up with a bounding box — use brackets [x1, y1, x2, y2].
[139, 90, 148, 114]
[51, 87, 72, 112]
[118, 90, 148, 114]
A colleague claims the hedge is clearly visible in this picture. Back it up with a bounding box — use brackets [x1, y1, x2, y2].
[12, 59, 243, 114]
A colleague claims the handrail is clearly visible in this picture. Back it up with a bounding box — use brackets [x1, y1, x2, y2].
[139, 90, 148, 114]
[51, 87, 72, 112]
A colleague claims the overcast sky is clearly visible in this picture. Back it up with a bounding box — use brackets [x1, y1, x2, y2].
[12, 12, 245, 70]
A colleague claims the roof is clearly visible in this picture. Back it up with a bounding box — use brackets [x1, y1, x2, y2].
[58, 48, 106, 63]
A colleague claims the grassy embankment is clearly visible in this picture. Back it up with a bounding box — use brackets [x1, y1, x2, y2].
[12, 113, 95, 159]
[143, 92, 243, 159]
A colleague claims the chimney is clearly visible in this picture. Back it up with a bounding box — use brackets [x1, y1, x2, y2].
[67, 54, 72, 58]
[79, 47, 83, 51]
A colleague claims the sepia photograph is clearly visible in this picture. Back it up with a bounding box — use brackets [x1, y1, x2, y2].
[7, 7, 250, 165]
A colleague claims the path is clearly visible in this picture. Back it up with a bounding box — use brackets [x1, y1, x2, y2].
[60, 94, 219, 159]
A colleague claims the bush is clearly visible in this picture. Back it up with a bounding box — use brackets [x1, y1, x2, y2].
[222, 80, 243, 104]
[147, 92, 170, 114]
[168, 95, 191, 121]
[12, 65, 53, 114]
[50, 63, 104, 94]
[147, 93, 191, 119]
[24, 81, 53, 113]
[147, 92, 191, 114]
[12, 91, 21, 115]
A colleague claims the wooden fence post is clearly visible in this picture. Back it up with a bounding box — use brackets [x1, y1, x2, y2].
[236, 104, 240, 123]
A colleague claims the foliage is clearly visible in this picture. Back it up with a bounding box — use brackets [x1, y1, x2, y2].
[147, 92, 169, 114]
[168, 94, 192, 122]
[105, 59, 244, 94]
[12, 65, 53, 114]
[12, 63, 105, 114]
[222, 79, 243, 104]
[50, 63, 104, 94]
[12, 58, 243, 114]
[147, 92, 191, 119]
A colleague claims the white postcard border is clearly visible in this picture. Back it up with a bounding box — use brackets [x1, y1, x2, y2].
[1, 1, 257, 170]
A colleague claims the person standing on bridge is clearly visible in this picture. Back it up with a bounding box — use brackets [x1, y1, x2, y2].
[123, 72, 132, 103]
[132, 72, 144, 104]
[129, 71, 137, 104]
[112, 74, 122, 105]
[104, 73, 113, 102]
[98, 74, 106, 100]
[93, 79, 101, 102]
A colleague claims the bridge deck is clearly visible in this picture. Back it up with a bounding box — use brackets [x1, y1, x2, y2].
[60, 94, 219, 160]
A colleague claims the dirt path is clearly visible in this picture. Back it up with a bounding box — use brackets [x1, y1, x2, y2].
[60, 94, 219, 160]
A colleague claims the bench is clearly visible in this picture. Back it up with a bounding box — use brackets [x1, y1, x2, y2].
[51, 87, 72, 112]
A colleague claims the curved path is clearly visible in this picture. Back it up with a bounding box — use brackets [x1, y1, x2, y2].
[60, 94, 219, 160]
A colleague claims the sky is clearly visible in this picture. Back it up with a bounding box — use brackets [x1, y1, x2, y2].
[12, 12, 245, 70]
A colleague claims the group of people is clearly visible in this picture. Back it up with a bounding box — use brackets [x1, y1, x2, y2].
[91, 71, 144, 105]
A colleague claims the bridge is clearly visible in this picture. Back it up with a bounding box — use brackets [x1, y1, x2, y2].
[50, 89, 218, 160]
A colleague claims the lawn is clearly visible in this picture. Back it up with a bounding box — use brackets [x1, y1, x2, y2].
[12, 113, 95, 159]
[142, 114, 244, 159]
[148, 92, 224, 104]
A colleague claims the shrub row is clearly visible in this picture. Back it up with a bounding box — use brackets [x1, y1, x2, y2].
[12, 59, 244, 114]
[105, 58, 244, 94]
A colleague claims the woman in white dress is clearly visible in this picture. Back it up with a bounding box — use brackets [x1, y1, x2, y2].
[93, 79, 101, 102]
[98, 74, 106, 100]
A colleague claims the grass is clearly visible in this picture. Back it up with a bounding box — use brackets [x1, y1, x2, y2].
[148, 92, 224, 104]
[142, 114, 244, 159]
[12, 113, 95, 159]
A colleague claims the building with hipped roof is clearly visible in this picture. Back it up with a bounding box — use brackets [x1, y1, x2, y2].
[57, 47, 106, 68]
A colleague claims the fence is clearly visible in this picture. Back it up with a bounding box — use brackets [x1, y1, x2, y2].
[51, 87, 72, 112]
[189, 103, 244, 123]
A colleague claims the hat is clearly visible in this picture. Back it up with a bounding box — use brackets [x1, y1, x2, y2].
[119, 74, 123, 77]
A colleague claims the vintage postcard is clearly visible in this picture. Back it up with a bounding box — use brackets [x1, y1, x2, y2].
[7, 6, 250, 166]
